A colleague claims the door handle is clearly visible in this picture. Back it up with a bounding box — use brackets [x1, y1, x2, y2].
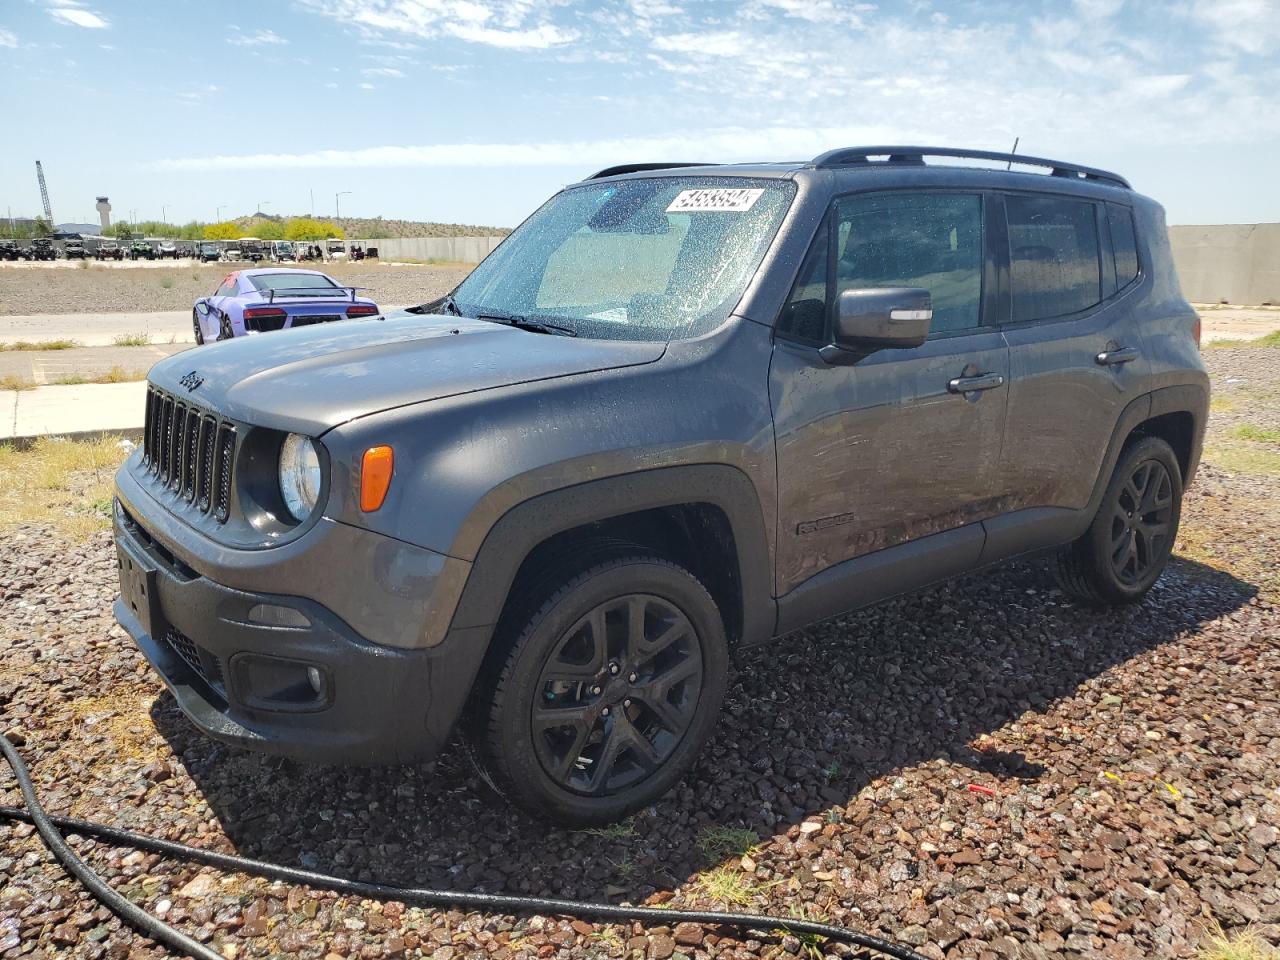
[947, 372, 1005, 394]
[1096, 345, 1140, 366]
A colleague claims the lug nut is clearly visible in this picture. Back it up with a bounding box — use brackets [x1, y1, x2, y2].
[591, 685, 602, 696]
[609, 662, 620, 675]
[623, 698, 632, 708]
[601, 706, 610, 717]
[627, 672, 638, 683]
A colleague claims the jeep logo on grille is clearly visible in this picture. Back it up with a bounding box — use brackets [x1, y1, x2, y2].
[178, 370, 204, 392]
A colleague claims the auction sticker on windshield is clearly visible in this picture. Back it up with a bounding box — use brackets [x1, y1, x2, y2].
[666, 188, 764, 213]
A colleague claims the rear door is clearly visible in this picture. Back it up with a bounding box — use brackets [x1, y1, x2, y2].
[769, 189, 1010, 594]
[996, 193, 1148, 519]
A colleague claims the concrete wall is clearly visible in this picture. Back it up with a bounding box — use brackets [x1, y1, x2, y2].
[1169, 223, 1280, 305]
[358, 236, 505, 263]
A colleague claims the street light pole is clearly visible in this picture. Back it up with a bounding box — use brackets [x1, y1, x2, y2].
[335, 191, 351, 220]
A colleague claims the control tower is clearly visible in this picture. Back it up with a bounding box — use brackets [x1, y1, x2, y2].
[96, 196, 111, 232]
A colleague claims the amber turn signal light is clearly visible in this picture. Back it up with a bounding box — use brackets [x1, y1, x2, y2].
[360, 446, 394, 512]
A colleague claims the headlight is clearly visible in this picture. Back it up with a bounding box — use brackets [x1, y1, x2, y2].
[278, 433, 321, 522]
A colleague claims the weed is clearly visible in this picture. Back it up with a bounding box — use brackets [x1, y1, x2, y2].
[0, 374, 37, 391]
[1204, 330, 1280, 350]
[51, 366, 147, 386]
[113, 333, 152, 347]
[1228, 423, 1280, 445]
[159, 275, 175, 289]
[0, 339, 80, 351]
[689, 865, 758, 907]
[0, 436, 132, 539]
[1203, 441, 1280, 476]
[696, 825, 761, 862]
[1196, 923, 1279, 960]
[581, 817, 637, 840]
[776, 904, 834, 960]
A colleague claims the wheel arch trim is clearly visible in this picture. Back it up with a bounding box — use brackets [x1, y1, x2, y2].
[445, 464, 776, 647]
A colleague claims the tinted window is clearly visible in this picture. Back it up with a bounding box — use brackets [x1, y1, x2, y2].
[1007, 195, 1101, 320]
[249, 272, 338, 292]
[215, 276, 237, 297]
[1108, 204, 1139, 287]
[777, 216, 829, 343]
[834, 192, 983, 333]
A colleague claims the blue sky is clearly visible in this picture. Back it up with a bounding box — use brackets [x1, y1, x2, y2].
[2, 0, 1278, 228]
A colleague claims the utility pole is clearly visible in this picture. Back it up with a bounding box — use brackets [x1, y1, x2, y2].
[335, 191, 351, 220]
[216, 205, 226, 222]
[161, 204, 168, 225]
[310, 189, 314, 217]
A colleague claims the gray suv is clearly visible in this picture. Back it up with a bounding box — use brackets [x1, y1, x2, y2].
[113, 146, 1207, 824]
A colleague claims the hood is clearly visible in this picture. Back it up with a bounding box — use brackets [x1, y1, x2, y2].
[148, 311, 666, 435]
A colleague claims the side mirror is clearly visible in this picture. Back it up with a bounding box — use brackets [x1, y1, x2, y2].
[195, 301, 209, 316]
[819, 287, 932, 363]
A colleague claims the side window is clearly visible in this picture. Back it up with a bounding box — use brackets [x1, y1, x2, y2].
[776, 215, 829, 343]
[834, 192, 983, 334]
[1006, 195, 1102, 321]
[215, 275, 237, 297]
[1108, 203, 1139, 288]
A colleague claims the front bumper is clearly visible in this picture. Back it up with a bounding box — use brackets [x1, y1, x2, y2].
[113, 504, 491, 765]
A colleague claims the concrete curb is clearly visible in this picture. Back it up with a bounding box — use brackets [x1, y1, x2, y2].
[3, 381, 147, 444]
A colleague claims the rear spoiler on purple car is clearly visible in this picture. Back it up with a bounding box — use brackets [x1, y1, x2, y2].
[262, 286, 371, 304]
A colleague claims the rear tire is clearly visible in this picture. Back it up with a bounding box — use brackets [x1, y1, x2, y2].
[1053, 435, 1182, 604]
[469, 553, 729, 825]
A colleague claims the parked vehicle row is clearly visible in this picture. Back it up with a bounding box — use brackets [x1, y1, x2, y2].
[0, 235, 373, 262]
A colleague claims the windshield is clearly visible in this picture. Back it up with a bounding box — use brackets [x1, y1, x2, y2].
[452, 176, 794, 342]
[248, 272, 340, 294]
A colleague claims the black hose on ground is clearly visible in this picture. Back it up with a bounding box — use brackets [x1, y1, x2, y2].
[1, 734, 929, 960]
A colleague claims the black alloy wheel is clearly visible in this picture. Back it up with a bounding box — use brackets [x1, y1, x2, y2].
[191, 309, 205, 345]
[532, 593, 703, 796]
[1109, 459, 1174, 586]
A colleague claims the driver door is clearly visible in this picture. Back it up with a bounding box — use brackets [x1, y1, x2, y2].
[769, 190, 1010, 602]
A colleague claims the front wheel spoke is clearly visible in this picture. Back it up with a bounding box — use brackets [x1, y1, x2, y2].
[551, 721, 593, 780]
[588, 723, 624, 793]
[1140, 520, 1171, 541]
[649, 654, 700, 696]
[638, 620, 686, 661]
[532, 702, 592, 732]
[637, 687, 692, 734]
[1138, 467, 1165, 513]
[616, 714, 660, 771]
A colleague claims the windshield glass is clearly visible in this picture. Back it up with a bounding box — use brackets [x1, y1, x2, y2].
[453, 176, 794, 342]
[249, 272, 339, 294]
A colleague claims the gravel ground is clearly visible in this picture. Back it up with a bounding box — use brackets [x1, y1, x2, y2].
[2, 350, 1278, 960]
[0, 264, 471, 316]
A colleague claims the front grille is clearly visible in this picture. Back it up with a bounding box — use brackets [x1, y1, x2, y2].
[162, 627, 224, 689]
[142, 387, 235, 523]
[292, 314, 342, 327]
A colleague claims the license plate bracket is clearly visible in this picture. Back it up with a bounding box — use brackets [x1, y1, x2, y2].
[117, 541, 162, 638]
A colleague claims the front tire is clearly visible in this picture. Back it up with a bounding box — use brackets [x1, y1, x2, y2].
[470, 554, 729, 825]
[192, 309, 205, 345]
[1053, 436, 1183, 604]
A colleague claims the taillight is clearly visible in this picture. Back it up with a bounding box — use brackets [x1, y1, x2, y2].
[1192, 316, 1202, 350]
[346, 304, 379, 318]
[243, 307, 287, 321]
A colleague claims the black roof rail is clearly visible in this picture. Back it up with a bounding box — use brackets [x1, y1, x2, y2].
[808, 146, 1130, 189]
[587, 162, 717, 180]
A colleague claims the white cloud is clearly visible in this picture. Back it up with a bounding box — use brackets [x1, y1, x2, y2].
[48, 3, 109, 29]
[0, 27, 17, 47]
[359, 81, 376, 89]
[362, 66, 404, 76]
[298, 0, 578, 50]
[653, 30, 746, 56]
[152, 124, 923, 173]
[227, 27, 289, 46]
[1185, 0, 1280, 55]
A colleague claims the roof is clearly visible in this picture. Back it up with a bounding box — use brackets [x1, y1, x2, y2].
[240, 267, 328, 278]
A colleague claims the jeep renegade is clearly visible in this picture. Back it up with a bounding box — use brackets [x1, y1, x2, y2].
[113, 146, 1207, 824]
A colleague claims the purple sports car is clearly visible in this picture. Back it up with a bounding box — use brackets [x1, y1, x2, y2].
[192, 268, 380, 344]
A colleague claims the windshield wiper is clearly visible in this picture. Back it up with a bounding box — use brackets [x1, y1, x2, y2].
[474, 310, 577, 337]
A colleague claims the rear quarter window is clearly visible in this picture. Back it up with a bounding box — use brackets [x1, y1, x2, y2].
[1107, 204, 1140, 288]
[1006, 195, 1102, 321]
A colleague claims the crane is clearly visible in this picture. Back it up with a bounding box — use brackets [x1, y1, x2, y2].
[35, 160, 53, 225]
